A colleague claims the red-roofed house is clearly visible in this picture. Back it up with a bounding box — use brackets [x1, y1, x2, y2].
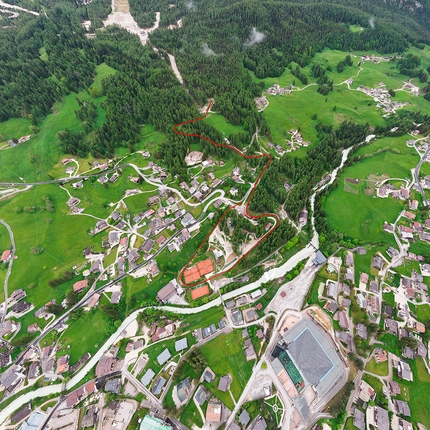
[87, 293, 100, 309]
[73, 280, 88, 293]
[156, 235, 166, 245]
[1, 250, 11, 262]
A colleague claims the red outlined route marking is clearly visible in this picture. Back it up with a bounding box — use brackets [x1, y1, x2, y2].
[175, 100, 280, 287]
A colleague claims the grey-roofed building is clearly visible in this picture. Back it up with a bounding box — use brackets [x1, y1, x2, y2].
[140, 239, 155, 253]
[281, 319, 344, 397]
[385, 319, 398, 335]
[342, 298, 351, 307]
[218, 375, 231, 392]
[389, 380, 400, 395]
[384, 305, 394, 317]
[292, 397, 309, 420]
[372, 255, 384, 271]
[398, 361, 413, 381]
[399, 419, 413, 430]
[20, 411, 46, 430]
[203, 370, 213, 383]
[253, 417, 267, 430]
[105, 378, 121, 394]
[356, 323, 368, 340]
[152, 377, 166, 395]
[218, 319, 227, 329]
[28, 362, 40, 380]
[242, 328, 249, 338]
[175, 338, 188, 352]
[353, 408, 365, 430]
[230, 423, 241, 430]
[338, 311, 348, 329]
[374, 406, 389, 430]
[313, 250, 327, 265]
[11, 404, 31, 425]
[157, 349, 171, 365]
[236, 296, 247, 306]
[341, 283, 351, 295]
[1, 365, 25, 392]
[176, 377, 191, 402]
[287, 330, 332, 384]
[369, 280, 378, 293]
[394, 400, 411, 416]
[202, 324, 216, 338]
[195, 386, 208, 405]
[416, 342, 427, 358]
[325, 301, 338, 313]
[403, 346, 414, 359]
[225, 300, 235, 309]
[336, 331, 352, 345]
[141, 369, 155, 386]
[110, 291, 122, 304]
[231, 309, 243, 325]
[157, 280, 177, 304]
[238, 410, 250, 426]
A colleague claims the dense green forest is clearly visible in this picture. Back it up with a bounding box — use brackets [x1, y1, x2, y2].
[1, 0, 430, 221]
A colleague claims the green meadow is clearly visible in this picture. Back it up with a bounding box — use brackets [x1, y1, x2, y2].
[251, 46, 430, 149]
[204, 113, 245, 137]
[0, 185, 102, 310]
[263, 86, 384, 147]
[324, 145, 418, 244]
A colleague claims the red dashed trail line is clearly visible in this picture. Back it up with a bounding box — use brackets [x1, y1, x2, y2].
[174, 100, 280, 287]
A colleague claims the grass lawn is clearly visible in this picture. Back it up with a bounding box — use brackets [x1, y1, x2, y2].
[180, 306, 225, 334]
[344, 417, 356, 430]
[415, 304, 430, 322]
[59, 309, 111, 363]
[180, 400, 203, 428]
[200, 331, 254, 406]
[365, 357, 388, 376]
[0, 117, 31, 142]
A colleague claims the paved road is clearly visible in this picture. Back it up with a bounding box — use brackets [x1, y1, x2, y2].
[0, 219, 15, 324]
[413, 146, 430, 205]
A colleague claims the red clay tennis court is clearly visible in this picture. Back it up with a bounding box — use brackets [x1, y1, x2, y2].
[183, 258, 214, 283]
[190, 284, 210, 300]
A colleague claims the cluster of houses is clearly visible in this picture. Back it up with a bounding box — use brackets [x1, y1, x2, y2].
[383, 201, 430, 244]
[265, 84, 293, 96]
[254, 96, 269, 111]
[357, 82, 408, 114]
[266, 129, 310, 155]
[7, 135, 31, 147]
[320, 248, 427, 430]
